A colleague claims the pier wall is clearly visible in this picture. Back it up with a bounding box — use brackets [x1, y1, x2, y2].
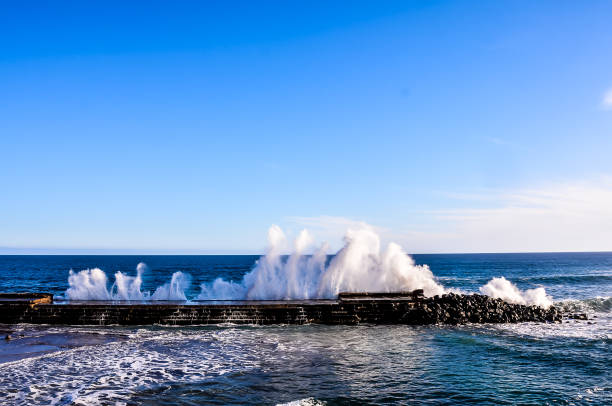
[0, 292, 561, 326]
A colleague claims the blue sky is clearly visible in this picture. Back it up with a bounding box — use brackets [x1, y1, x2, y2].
[2, 1, 612, 253]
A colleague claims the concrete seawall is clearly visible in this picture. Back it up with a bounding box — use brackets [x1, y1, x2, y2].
[0, 291, 562, 326]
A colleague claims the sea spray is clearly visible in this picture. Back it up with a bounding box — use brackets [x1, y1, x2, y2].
[198, 226, 553, 307]
[111, 262, 147, 300]
[151, 272, 191, 301]
[66, 267, 112, 300]
[479, 276, 553, 308]
[62, 226, 555, 309]
[197, 225, 447, 300]
[65, 263, 190, 301]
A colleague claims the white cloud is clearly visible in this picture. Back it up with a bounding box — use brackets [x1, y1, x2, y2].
[602, 88, 612, 110]
[287, 179, 612, 253]
[427, 180, 612, 252]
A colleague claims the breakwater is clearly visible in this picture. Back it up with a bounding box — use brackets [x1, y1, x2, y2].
[0, 291, 562, 326]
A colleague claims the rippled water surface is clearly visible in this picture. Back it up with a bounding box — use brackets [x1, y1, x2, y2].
[0, 253, 610, 405]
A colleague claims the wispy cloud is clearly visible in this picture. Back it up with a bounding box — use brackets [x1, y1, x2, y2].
[285, 178, 612, 253]
[427, 179, 612, 252]
[483, 136, 512, 147]
[602, 88, 612, 110]
[482, 136, 530, 152]
[287, 215, 373, 231]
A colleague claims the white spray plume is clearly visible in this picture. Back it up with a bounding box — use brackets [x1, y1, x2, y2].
[151, 272, 191, 301]
[198, 225, 446, 300]
[66, 267, 112, 300]
[65, 262, 190, 301]
[479, 277, 553, 309]
[112, 262, 147, 300]
[62, 228, 554, 309]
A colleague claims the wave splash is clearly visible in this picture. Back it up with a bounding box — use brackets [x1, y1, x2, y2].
[198, 225, 447, 300]
[65, 263, 190, 301]
[62, 225, 554, 308]
[479, 277, 553, 309]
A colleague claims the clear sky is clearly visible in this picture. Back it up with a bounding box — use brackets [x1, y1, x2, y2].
[2, 1, 612, 254]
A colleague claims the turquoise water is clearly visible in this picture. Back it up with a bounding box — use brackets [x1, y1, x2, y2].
[0, 254, 610, 405]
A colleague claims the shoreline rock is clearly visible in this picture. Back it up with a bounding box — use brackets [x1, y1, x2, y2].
[408, 292, 561, 324]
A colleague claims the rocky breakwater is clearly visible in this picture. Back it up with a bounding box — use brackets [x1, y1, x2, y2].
[0, 291, 563, 326]
[404, 292, 562, 324]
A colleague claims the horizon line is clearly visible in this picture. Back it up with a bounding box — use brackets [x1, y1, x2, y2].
[1, 249, 611, 256]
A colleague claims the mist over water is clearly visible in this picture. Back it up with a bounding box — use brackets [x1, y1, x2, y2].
[62, 225, 554, 307]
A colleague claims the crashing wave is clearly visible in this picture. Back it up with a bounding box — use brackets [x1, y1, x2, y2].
[62, 225, 555, 308]
[479, 277, 553, 309]
[197, 225, 446, 300]
[556, 296, 612, 313]
[65, 263, 189, 301]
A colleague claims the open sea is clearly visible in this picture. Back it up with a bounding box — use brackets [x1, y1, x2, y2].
[0, 253, 610, 405]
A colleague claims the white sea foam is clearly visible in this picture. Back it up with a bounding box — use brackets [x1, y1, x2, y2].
[277, 398, 327, 406]
[2, 320, 608, 405]
[479, 276, 553, 308]
[65, 263, 189, 301]
[0, 327, 260, 405]
[198, 225, 446, 300]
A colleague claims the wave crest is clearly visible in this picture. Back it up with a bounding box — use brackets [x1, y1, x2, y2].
[557, 297, 612, 313]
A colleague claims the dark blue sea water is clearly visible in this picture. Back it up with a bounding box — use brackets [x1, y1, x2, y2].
[0, 253, 610, 405]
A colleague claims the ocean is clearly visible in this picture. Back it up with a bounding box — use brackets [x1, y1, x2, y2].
[0, 253, 610, 405]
